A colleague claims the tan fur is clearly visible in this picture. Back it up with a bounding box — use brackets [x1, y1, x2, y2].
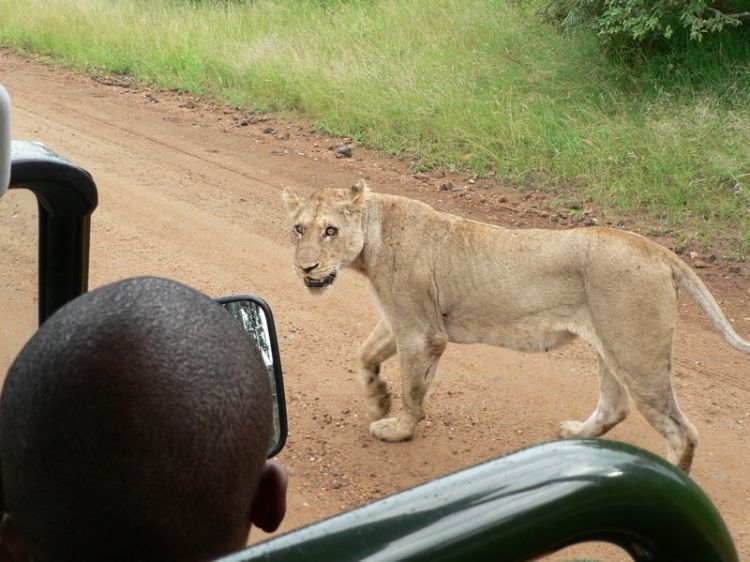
[283, 180, 750, 472]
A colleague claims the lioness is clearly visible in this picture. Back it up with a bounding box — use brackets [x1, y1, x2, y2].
[283, 180, 750, 472]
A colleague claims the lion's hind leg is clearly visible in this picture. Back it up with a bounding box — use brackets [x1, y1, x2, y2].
[626, 374, 698, 472]
[560, 353, 630, 439]
[582, 343, 698, 472]
[357, 319, 397, 421]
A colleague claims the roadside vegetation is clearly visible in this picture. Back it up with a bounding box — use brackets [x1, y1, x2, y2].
[1, 0, 748, 253]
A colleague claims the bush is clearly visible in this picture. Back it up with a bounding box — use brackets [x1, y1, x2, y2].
[542, 0, 749, 50]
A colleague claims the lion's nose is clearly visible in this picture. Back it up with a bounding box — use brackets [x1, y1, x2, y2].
[302, 263, 318, 274]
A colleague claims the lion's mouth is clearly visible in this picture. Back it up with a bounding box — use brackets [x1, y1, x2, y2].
[304, 271, 337, 289]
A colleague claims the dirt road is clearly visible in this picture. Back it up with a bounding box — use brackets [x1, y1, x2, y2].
[1, 50, 748, 560]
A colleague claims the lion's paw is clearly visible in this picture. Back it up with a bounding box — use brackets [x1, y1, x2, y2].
[370, 417, 415, 442]
[559, 420, 585, 438]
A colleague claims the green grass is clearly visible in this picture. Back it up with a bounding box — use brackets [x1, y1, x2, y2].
[1, 0, 748, 252]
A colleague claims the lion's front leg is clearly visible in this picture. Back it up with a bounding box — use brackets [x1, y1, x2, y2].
[370, 332, 447, 442]
[357, 319, 397, 421]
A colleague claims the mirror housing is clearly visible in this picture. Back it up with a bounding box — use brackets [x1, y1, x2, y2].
[9, 140, 98, 324]
[217, 294, 288, 458]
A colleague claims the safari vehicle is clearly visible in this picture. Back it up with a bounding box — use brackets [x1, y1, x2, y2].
[0, 85, 739, 561]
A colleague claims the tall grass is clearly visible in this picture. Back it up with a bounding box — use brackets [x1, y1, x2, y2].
[1, 0, 748, 251]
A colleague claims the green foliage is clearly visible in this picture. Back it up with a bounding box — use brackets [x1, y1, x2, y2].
[0, 0, 748, 251]
[543, 0, 749, 49]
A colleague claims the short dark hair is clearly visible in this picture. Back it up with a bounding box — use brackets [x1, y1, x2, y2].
[0, 276, 272, 562]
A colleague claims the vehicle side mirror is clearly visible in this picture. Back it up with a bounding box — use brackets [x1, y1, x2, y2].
[217, 294, 287, 458]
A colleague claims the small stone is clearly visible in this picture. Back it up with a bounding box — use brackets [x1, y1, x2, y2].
[335, 145, 352, 158]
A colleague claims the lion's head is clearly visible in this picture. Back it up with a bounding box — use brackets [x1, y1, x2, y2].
[282, 179, 369, 292]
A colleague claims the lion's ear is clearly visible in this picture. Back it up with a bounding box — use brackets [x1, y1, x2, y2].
[282, 188, 302, 216]
[349, 179, 369, 209]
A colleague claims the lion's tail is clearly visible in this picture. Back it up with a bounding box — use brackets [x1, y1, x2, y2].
[670, 255, 750, 355]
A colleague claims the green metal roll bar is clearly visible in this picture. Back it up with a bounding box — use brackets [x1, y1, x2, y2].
[221, 439, 738, 562]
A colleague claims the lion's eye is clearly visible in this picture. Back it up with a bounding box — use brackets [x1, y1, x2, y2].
[325, 226, 338, 238]
[293, 224, 304, 236]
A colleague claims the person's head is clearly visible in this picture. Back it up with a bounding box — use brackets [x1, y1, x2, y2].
[0, 276, 287, 562]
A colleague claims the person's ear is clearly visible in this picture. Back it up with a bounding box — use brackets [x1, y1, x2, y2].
[249, 461, 288, 533]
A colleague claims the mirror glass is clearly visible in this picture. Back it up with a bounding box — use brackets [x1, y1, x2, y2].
[217, 294, 287, 458]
